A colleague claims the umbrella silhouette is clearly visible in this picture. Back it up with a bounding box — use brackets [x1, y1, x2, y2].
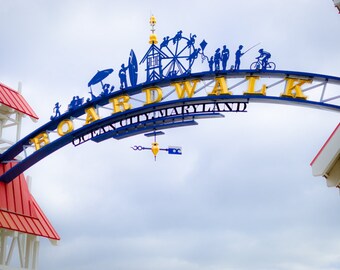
[88, 68, 113, 87]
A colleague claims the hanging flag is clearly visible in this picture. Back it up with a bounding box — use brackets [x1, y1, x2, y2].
[168, 147, 182, 155]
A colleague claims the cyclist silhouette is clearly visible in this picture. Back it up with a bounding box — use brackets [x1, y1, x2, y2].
[257, 49, 271, 70]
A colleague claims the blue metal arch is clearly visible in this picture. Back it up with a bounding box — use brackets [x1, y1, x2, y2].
[0, 70, 339, 183]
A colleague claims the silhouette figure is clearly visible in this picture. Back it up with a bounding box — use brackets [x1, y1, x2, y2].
[187, 48, 201, 62]
[119, 64, 129, 89]
[51, 102, 61, 120]
[173, 31, 183, 44]
[214, 48, 221, 71]
[257, 49, 271, 70]
[221, 45, 230, 70]
[235, 45, 244, 70]
[160, 36, 170, 49]
[187, 33, 197, 47]
[101, 84, 115, 96]
[187, 48, 201, 71]
[208, 56, 214, 72]
[68, 96, 83, 111]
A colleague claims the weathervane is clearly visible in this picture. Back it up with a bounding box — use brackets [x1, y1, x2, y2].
[131, 131, 182, 161]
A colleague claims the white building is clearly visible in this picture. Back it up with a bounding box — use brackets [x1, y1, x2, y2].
[311, 123, 340, 188]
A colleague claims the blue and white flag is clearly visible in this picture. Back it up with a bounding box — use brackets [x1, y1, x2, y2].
[167, 146, 182, 155]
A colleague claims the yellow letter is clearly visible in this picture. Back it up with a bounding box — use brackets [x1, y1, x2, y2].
[57, 119, 74, 136]
[30, 132, 50, 151]
[143, 87, 163, 105]
[281, 78, 311, 99]
[84, 107, 100, 125]
[171, 79, 200, 99]
[208, 76, 232, 95]
[110, 95, 132, 113]
[244, 76, 267, 95]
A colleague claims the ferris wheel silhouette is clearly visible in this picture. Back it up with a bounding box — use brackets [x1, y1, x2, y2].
[160, 31, 198, 77]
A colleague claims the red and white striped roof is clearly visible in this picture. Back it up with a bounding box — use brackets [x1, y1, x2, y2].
[0, 162, 59, 240]
[0, 82, 38, 120]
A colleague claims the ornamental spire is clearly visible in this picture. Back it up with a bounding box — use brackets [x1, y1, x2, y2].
[149, 15, 158, 44]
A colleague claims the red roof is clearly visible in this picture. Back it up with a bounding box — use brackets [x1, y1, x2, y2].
[0, 162, 59, 240]
[0, 82, 38, 120]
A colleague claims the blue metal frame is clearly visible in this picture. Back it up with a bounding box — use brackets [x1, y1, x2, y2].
[0, 95, 247, 183]
[2, 70, 340, 162]
[1, 26, 340, 184]
[1, 70, 340, 156]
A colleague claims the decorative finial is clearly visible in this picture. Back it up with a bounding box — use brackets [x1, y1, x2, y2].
[151, 142, 159, 161]
[149, 15, 158, 44]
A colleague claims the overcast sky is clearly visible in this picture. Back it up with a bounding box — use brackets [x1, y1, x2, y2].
[1, 1, 340, 270]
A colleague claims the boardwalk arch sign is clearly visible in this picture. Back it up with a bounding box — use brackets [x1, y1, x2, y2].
[0, 16, 339, 184]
